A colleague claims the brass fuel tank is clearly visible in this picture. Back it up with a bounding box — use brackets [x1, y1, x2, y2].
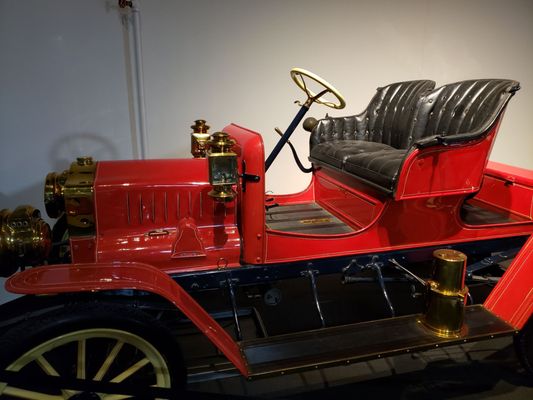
[422, 249, 469, 338]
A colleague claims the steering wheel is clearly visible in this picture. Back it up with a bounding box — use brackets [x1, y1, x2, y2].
[290, 67, 346, 109]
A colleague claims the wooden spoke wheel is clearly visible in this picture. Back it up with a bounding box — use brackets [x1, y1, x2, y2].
[0, 302, 185, 399]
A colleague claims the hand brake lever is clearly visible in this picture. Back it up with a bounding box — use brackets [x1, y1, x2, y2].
[274, 128, 313, 174]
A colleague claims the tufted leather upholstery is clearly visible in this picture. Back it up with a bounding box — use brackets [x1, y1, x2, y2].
[412, 79, 520, 147]
[309, 79, 519, 194]
[310, 80, 436, 150]
[343, 147, 406, 190]
[309, 140, 393, 169]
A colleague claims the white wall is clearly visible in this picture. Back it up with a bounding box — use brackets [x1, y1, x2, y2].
[1, 0, 532, 303]
[139, 0, 533, 194]
[2, 0, 532, 200]
[0, 0, 134, 302]
[0, 0, 134, 211]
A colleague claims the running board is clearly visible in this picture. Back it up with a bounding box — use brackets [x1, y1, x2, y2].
[240, 305, 516, 378]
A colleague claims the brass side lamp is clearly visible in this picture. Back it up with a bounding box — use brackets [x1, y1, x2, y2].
[207, 132, 237, 202]
[190, 119, 210, 158]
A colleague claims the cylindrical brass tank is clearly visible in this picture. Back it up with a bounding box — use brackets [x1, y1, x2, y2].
[422, 249, 469, 338]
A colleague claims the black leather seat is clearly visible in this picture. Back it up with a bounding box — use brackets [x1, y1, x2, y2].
[310, 140, 393, 169]
[309, 79, 519, 195]
[343, 147, 406, 190]
[310, 80, 436, 190]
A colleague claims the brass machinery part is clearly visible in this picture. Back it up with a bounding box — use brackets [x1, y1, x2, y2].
[207, 132, 238, 202]
[422, 249, 469, 338]
[44, 156, 97, 236]
[191, 119, 211, 158]
[0, 206, 51, 276]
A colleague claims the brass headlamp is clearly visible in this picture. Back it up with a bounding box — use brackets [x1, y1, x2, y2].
[207, 132, 237, 202]
[44, 156, 96, 236]
[0, 206, 51, 276]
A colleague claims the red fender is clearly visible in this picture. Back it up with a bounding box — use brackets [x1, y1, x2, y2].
[484, 234, 533, 329]
[5, 262, 249, 376]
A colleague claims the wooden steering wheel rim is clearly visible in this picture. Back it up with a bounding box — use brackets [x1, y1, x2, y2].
[290, 67, 346, 109]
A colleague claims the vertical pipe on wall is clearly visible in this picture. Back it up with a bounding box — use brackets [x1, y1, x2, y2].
[121, 1, 148, 159]
[131, 3, 148, 159]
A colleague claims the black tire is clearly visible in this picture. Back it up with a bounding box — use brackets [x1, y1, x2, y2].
[0, 301, 186, 398]
[514, 318, 533, 375]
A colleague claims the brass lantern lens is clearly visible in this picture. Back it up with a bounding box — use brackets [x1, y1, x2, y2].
[207, 132, 237, 202]
[209, 155, 238, 185]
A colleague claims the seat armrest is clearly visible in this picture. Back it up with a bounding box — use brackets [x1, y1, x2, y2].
[413, 135, 443, 149]
[414, 130, 487, 149]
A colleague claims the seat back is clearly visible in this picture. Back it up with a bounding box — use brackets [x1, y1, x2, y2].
[310, 80, 435, 149]
[410, 79, 520, 145]
[394, 79, 520, 200]
[366, 80, 436, 148]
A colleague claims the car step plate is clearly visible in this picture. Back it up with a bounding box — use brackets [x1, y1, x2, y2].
[240, 305, 516, 378]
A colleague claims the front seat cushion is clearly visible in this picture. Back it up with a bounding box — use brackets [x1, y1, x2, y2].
[343, 148, 406, 191]
[310, 140, 393, 169]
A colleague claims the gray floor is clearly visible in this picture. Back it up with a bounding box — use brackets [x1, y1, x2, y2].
[187, 337, 532, 399]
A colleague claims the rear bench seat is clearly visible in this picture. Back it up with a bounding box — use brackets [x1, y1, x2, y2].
[309, 79, 520, 196]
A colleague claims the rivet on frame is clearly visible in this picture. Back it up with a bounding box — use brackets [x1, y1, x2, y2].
[217, 258, 228, 270]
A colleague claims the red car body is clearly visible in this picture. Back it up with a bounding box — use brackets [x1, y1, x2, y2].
[2, 74, 532, 396]
[5, 121, 533, 378]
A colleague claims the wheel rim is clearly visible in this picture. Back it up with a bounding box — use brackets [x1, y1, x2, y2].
[290, 67, 346, 109]
[1, 328, 171, 399]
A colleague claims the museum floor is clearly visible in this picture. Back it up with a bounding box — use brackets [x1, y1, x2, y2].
[186, 336, 532, 399]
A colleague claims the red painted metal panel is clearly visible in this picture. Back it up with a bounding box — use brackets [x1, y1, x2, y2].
[471, 175, 533, 220]
[315, 173, 384, 230]
[265, 170, 533, 264]
[267, 179, 315, 205]
[486, 161, 533, 187]
[5, 262, 249, 376]
[224, 124, 266, 264]
[395, 120, 500, 200]
[484, 235, 533, 329]
[92, 159, 241, 273]
[70, 237, 96, 263]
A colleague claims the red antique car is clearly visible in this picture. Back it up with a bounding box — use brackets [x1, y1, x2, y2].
[0, 68, 532, 398]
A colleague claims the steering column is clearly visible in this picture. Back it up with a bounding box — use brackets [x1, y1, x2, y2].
[265, 68, 346, 172]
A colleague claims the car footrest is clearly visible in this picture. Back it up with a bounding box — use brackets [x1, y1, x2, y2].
[240, 305, 515, 378]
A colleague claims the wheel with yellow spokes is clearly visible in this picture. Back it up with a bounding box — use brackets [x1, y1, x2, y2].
[0, 302, 185, 399]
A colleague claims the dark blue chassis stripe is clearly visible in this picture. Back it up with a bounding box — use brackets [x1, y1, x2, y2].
[172, 236, 529, 291]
